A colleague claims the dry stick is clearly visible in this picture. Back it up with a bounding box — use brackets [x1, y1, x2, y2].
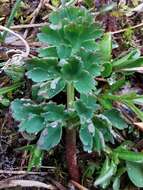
[70, 180, 88, 190]
[111, 22, 143, 35]
[0, 25, 30, 58]
[8, 20, 143, 36]
[23, 0, 44, 39]
[10, 23, 48, 29]
[0, 180, 56, 190]
[44, 1, 56, 11]
[0, 170, 48, 175]
[47, 177, 67, 190]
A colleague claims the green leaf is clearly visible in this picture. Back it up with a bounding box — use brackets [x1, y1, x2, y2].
[31, 84, 43, 101]
[112, 167, 126, 190]
[112, 177, 120, 190]
[75, 100, 93, 120]
[0, 98, 10, 107]
[79, 49, 101, 77]
[97, 157, 111, 189]
[11, 99, 44, 121]
[82, 162, 97, 180]
[38, 47, 58, 58]
[84, 0, 93, 7]
[80, 94, 98, 111]
[38, 26, 62, 46]
[110, 78, 125, 92]
[18, 115, 45, 133]
[37, 123, 62, 150]
[4, 65, 25, 82]
[126, 161, 143, 187]
[27, 58, 59, 71]
[49, 7, 91, 25]
[93, 127, 104, 151]
[64, 23, 82, 51]
[26, 58, 59, 82]
[74, 70, 95, 94]
[57, 44, 72, 59]
[99, 95, 113, 110]
[81, 39, 98, 51]
[101, 62, 112, 77]
[27, 68, 53, 82]
[112, 49, 140, 69]
[114, 148, 143, 163]
[80, 23, 103, 42]
[113, 56, 143, 71]
[94, 160, 117, 187]
[0, 83, 21, 96]
[93, 117, 113, 143]
[79, 123, 93, 152]
[61, 57, 81, 81]
[43, 102, 66, 122]
[11, 99, 32, 121]
[38, 78, 65, 99]
[104, 109, 128, 129]
[132, 97, 143, 106]
[64, 22, 102, 51]
[99, 32, 112, 61]
[28, 147, 44, 171]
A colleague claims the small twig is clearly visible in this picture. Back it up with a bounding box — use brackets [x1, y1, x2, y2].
[0, 170, 48, 175]
[44, 1, 56, 11]
[0, 180, 56, 189]
[111, 22, 143, 35]
[0, 25, 30, 57]
[10, 23, 48, 29]
[47, 177, 67, 190]
[70, 180, 88, 190]
[8, 17, 143, 37]
[23, 0, 44, 39]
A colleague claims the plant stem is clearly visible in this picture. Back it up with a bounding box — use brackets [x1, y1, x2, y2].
[3, 0, 22, 40]
[67, 83, 74, 109]
[66, 83, 80, 182]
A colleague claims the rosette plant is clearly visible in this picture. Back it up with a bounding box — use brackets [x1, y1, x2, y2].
[10, 6, 143, 188]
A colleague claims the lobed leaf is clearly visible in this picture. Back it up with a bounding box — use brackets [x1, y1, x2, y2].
[38, 78, 65, 99]
[38, 47, 58, 58]
[43, 102, 66, 122]
[18, 115, 45, 134]
[126, 161, 143, 187]
[74, 70, 95, 94]
[26, 58, 59, 82]
[103, 109, 128, 129]
[61, 57, 81, 81]
[37, 123, 62, 150]
[75, 100, 93, 121]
